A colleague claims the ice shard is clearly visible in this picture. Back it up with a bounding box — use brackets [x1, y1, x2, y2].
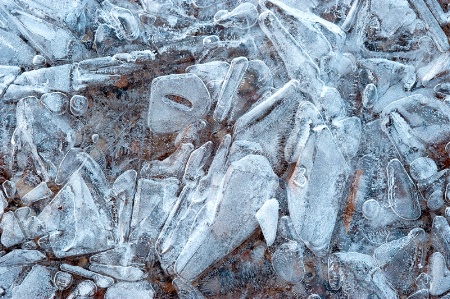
[286, 101, 349, 256]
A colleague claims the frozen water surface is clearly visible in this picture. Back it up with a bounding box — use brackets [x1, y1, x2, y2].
[2, 0, 450, 298]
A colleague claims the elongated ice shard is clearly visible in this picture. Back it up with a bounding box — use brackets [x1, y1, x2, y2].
[235, 80, 302, 171]
[258, 11, 323, 97]
[255, 198, 279, 246]
[261, 0, 332, 61]
[432, 216, 450, 264]
[89, 263, 145, 282]
[61, 264, 114, 288]
[105, 281, 154, 299]
[262, 0, 345, 52]
[213, 57, 248, 122]
[407, 0, 449, 52]
[141, 143, 194, 179]
[287, 101, 349, 256]
[112, 170, 137, 244]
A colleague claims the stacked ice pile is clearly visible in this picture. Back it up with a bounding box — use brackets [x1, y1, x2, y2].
[2, 0, 450, 298]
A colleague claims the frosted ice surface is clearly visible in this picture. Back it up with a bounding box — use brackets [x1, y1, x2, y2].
[2, 0, 450, 298]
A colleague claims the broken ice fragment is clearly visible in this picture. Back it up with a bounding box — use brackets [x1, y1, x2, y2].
[262, 0, 335, 60]
[105, 281, 155, 299]
[255, 198, 279, 246]
[21, 182, 53, 205]
[183, 142, 213, 184]
[38, 171, 113, 258]
[0, 192, 7, 219]
[11, 265, 57, 299]
[374, 228, 427, 291]
[0, 66, 20, 98]
[328, 252, 398, 298]
[228, 59, 274, 121]
[235, 80, 302, 172]
[174, 155, 278, 281]
[0, 249, 46, 267]
[32, 55, 46, 66]
[2, 180, 15, 198]
[100, 0, 140, 41]
[331, 116, 362, 159]
[155, 136, 232, 274]
[41, 92, 69, 115]
[382, 95, 450, 158]
[409, 157, 437, 181]
[432, 216, 450, 264]
[89, 246, 138, 266]
[0, 211, 26, 247]
[287, 102, 349, 256]
[0, 29, 35, 67]
[60, 264, 114, 288]
[141, 143, 193, 179]
[407, 289, 429, 299]
[130, 177, 178, 236]
[1, 7, 86, 62]
[67, 280, 97, 298]
[55, 148, 86, 185]
[14, 207, 46, 239]
[148, 73, 211, 134]
[387, 159, 421, 220]
[54, 271, 73, 291]
[271, 240, 305, 283]
[418, 52, 450, 86]
[0, 266, 21, 298]
[381, 112, 426, 165]
[13, 96, 76, 181]
[258, 11, 322, 97]
[341, 0, 363, 32]
[214, 3, 258, 29]
[278, 215, 299, 241]
[430, 252, 450, 296]
[186, 61, 230, 87]
[172, 277, 205, 299]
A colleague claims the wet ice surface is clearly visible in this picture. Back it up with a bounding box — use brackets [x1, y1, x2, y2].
[2, 0, 450, 299]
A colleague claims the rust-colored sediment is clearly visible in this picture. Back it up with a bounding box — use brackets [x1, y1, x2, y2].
[344, 169, 364, 233]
